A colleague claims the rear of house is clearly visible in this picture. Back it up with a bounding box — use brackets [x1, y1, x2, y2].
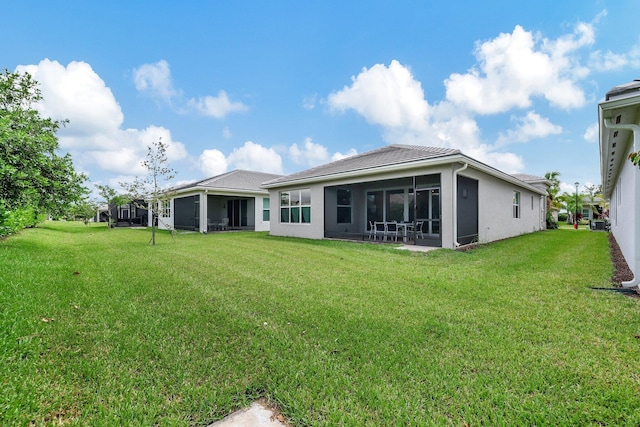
[157, 170, 283, 233]
[263, 145, 547, 249]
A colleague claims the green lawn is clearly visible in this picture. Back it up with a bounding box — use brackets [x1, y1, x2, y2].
[1, 222, 639, 426]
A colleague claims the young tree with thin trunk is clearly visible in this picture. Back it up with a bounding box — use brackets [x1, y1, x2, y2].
[121, 139, 176, 245]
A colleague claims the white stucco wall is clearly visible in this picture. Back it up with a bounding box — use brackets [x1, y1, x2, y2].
[464, 169, 544, 244]
[268, 184, 326, 239]
[268, 163, 545, 246]
[254, 196, 270, 232]
[609, 144, 638, 271]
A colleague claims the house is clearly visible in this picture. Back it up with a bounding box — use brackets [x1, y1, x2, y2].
[262, 144, 548, 248]
[96, 199, 149, 227]
[157, 169, 283, 233]
[110, 199, 148, 227]
[598, 79, 640, 287]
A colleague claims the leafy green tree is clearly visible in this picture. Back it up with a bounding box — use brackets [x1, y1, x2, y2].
[69, 198, 98, 225]
[121, 139, 176, 245]
[0, 69, 87, 228]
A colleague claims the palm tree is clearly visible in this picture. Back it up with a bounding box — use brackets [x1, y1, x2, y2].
[544, 171, 562, 226]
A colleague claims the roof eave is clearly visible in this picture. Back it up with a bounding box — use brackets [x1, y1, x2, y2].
[263, 153, 546, 195]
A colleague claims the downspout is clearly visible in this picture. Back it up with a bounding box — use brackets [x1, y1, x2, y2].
[453, 162, 468, 247]
[603, 118, 640, 288]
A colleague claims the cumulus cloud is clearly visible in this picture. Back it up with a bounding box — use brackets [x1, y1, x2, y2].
[198, 149, 228, 177]
[327, 59, 525, 172]
[133, 60, 248, 119]
[197, 141, 285, 177]
[332, 149, 358, 162]
[445, 23, 592, 114]
[17, 59, 187, 177]
[289, 138, 359, 167]
[328, 60, 429, 130]
[227, 141, 283, 174]
[17, 59, 124, 139]
[188, 91, 248, 118]
[133, 60, 178, 102]
[496, 111, 562, 145]
[583, 122, 599, 143]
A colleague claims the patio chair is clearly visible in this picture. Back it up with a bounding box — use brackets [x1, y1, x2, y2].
[414, 220, 425, 239]
[368, 221, 375, 239]
[374, 221, 386, 240]
[219, 217, 229, 230]
[386, 221, 399, 242]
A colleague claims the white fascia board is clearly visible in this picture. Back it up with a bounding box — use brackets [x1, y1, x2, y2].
[173, 186, 267, 198]
[598, 94, 640, 198]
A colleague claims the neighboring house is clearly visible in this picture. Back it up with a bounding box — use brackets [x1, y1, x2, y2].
[96, 200, 149, 227]
[110, 199, 148, 227]
[598, 79, 640, 288]
[262, 144, 548, 248]
[158, 169, 283, 233]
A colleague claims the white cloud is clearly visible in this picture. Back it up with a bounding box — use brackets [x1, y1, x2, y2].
[327, 59, 527, 173]
[289, 138, 330, 166]
[332, 149, 358, 162]
[328, 59, 430, 130]
[583, 122, 599, 143]
[198, 149, 228, 177]
[445, 23, 592, 114]
[188, 90, 248, 118]
[222, 126, 232, 139]
[133, 60, 178, 102]
[17, 59, 187, 177]
[289, 138, 359, 167]
[133, 60, 248, 118]
[17, 59, 124, 140]
[496, 111, 562, 145]
[303, 94, 317, 110]
[227, 141, 283, 174]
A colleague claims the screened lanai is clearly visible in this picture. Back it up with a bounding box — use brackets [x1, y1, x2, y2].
[323, 174, 445, 246]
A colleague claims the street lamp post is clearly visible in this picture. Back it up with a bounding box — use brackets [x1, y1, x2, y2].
[574, 182, 579, 229]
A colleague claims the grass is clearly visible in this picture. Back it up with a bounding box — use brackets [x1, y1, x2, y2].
[1, 222, 639, 426]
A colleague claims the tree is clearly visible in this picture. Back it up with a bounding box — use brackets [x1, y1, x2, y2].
[0, 69, 87, 226]
[69, 198, 98, 225]
[121, 139, 176, 245]
[544, 171, 561, 228]
[95, 184, 132, 230]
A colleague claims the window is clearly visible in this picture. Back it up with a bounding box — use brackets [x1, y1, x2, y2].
[160, 201, 171, 218]
[262, 198, 270, 221]
[513, 191, 520, 218]
[531, 195, 534, 210]
[336, 189, 352, 224]
[280, 190, 311, 223]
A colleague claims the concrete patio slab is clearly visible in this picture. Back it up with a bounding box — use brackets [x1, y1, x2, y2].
[208, 399, 289, 427]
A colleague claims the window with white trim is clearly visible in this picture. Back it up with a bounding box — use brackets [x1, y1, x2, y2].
[513, 191, 520, 219]
[160, 201, 171, 218]
[262, 197, 270, 221]
[280, 189, 311, 223]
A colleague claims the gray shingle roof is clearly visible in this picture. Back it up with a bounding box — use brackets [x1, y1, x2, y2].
[511, 173, 548, 183]
[263, 144, 461, 186]
[173, 169, 283, 193]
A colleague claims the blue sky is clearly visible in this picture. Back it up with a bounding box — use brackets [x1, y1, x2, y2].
[4, 1, 640, 195]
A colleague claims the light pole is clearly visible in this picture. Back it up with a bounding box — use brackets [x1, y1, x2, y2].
[574, 182, 579, 229]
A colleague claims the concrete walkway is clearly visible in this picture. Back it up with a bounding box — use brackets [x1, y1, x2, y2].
[397, 244, 439, 253]
[208, 400, 289, 427]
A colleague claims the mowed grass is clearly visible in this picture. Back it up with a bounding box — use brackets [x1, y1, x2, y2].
[1, 222, 639, 426]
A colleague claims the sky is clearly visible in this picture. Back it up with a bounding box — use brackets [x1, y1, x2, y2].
[3, 1, 640, 196]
